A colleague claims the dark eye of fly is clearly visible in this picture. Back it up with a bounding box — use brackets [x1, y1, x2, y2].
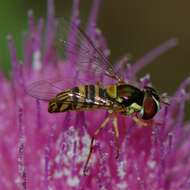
[142, 96, 158, 120]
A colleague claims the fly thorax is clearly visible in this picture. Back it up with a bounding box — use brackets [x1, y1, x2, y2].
[116, 97, 123, 103]
[128, 103, 142, 114]
[106, 85, 117, 99]
[120, 102, 142, 115]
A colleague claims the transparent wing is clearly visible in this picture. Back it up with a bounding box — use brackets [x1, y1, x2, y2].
[26, 80, 64, 101]
[55, 18, 122, 82]
[26, 78, 86, 101]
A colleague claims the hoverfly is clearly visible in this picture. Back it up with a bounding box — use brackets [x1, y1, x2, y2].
[27, 19, 161, 175]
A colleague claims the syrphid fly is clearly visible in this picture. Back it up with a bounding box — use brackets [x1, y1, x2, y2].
[27, 19, 164, 175]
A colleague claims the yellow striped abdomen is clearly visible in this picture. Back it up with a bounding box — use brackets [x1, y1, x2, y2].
[48, 85, 110, 113]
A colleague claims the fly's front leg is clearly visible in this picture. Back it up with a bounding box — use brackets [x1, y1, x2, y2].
[133, 116, 163, 127]
[132, 115, 156, 127]
[112, 116, 120, 159]
[83, 115, 111, 176]
[133, 116, 148, 127]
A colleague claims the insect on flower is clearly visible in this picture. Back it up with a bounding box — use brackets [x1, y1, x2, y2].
[27, 19, 163, 175]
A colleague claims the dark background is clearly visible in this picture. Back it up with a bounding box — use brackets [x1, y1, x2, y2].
[0, 0, 189, 96]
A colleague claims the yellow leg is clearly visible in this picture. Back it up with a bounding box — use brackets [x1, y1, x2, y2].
[83, 115, 111, 176]
[133, 116, 149, 127]
[133, 116, 164, 127]
[112, 116, 120, 159]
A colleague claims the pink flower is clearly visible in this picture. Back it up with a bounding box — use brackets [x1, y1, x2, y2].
[1, 0, 190, 189]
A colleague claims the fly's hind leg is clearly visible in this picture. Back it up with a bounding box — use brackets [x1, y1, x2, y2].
[112, 116, 120, 159]
[83, 115, 111, 176]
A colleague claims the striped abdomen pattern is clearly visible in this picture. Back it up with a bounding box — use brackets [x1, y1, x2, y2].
[48, 85, 108, 113]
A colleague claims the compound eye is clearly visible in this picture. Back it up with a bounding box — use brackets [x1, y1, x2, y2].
[141, 97, 158, 120]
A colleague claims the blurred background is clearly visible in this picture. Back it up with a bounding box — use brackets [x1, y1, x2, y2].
[0, 0, 189, 96]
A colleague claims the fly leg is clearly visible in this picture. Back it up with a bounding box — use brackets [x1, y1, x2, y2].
[83, 115, 111, 176]
[112, 116, 120, 159]
[133, 115, 164, 128]
[133, 116, 149, 127]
